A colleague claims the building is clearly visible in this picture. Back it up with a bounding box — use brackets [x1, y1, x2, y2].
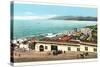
[78, 28, 92, 35]
[34, 41, 97, 53]
[12, 37, 97, 53]
[80, 42, 97, 53]
[19, 43, 29, 51]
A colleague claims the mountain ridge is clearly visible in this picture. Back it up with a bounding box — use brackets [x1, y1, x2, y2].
[49, 16, 97, 21]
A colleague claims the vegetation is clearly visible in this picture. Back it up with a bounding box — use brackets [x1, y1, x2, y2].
[50, 16, 97, 21]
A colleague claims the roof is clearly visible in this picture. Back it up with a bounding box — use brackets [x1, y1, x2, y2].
[80, 42, 97, 46]
[35, 41, 80, 46]
[35, 41, 97, 47]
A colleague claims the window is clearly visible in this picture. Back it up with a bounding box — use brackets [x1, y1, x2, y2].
[45, 46, 48, 49]
[68, 47, 71, 51]
[77, 48, 80, 51]
[85, 47, 88, 51]
[29, 43, 35, 50]
[94, 48, 97, 52]
[51, 45, 58, 51]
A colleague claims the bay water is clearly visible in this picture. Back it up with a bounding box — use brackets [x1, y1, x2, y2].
[13, 20, 96, 39]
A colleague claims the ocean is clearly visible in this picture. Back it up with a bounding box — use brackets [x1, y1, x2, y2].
[12, 20, 96, 39]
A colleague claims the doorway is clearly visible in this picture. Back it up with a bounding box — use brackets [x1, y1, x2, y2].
[51, 45, 58, 51]
[39, 45, 44, 52]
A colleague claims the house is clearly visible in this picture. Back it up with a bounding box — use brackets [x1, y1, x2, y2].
[78, 28, 92, 36]
[12, 39, 29, 51]
[19, 43, 29, 51]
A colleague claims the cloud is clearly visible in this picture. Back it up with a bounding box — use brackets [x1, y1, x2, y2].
[14, 15, 57, 20]
[24, 11, 33, 15]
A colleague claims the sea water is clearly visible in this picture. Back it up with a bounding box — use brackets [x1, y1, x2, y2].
[12, 20, 97, 39]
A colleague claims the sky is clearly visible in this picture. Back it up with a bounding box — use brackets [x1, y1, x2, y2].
[13, 3, 97, 20]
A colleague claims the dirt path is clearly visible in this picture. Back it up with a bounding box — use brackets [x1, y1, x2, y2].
[12, 51, 97, 63]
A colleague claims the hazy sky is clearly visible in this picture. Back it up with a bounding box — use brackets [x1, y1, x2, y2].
[13, 3, 97, 20]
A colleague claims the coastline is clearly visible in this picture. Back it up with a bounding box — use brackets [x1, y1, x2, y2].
[12, 24, 97, 42]
[13, 20, 97, 39]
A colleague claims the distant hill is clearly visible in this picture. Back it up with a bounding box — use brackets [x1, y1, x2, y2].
[49, 16, 97, 21]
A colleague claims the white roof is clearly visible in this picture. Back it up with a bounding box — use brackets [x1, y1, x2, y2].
[17, 39, 24, 43]
[46, 33, 56, 38]
[12, 40, 17, 44]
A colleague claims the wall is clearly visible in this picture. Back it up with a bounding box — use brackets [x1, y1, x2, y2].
[80, 45, 97, 53]
[35, 43, 51, 51]
[58, 45, 80, 52]
[35, 42, 97, 53]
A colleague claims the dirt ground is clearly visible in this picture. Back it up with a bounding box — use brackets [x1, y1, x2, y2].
[11, 50, 97, 63]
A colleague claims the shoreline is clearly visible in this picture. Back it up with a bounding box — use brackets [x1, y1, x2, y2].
[12, 20, 97, 39]
[12, 25, 97, 41]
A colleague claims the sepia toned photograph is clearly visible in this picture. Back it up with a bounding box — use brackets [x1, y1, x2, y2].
[10, 1, 97, 63]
